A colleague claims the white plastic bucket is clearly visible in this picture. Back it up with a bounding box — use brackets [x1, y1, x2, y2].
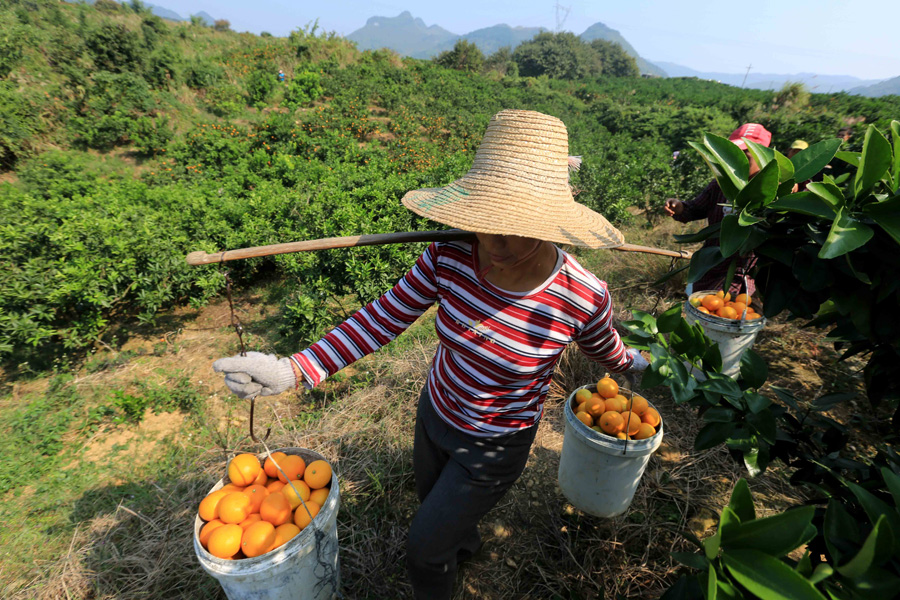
[683, 290, 766, 378]
[558, 385, 663, 518]
[194, 447, 341, 600]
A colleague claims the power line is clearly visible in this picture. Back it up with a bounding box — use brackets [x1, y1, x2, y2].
[740, 64, 752, 89]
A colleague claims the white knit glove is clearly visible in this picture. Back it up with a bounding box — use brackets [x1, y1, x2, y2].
[626, 348, 650, 373]
[212, 352, 297, 399]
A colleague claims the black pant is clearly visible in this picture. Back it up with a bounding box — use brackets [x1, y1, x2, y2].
[407, 387, 537, 599]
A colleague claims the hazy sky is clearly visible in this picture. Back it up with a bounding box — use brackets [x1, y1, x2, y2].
[165, 1, 900, 80]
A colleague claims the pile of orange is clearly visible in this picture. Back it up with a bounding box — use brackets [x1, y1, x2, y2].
[572, 377, 661, 440]
[692, 291, 761, 321]
[197, 452, 333, 560]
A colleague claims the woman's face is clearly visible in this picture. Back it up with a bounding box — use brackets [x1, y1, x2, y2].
[475, 233, 543, 269]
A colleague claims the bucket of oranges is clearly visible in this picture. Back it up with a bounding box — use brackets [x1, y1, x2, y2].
[557, 376, 663, 518]
[684, 290, 766, 377]
[193, 447, 340, 600]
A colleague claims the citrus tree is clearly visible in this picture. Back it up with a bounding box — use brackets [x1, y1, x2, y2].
[621, 121, 900, 599]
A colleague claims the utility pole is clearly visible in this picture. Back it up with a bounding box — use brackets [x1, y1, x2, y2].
[740, 64, 752, 89]
[554, 1, 571, 32]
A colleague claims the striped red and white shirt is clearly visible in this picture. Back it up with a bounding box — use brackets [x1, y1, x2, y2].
[290, 241, 633, 437]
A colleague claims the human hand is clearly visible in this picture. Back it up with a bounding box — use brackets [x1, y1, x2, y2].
[212, 351, 297, 399]
[625, 348, 650, 372]
[663, 199, 683, 217]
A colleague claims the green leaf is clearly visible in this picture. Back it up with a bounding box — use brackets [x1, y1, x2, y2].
[791, 138, 842, 183]
[704, 133, 750, 195]
[688, 246, 728, 284]
[673, 221, 722, 244]
[773, 148, 796, 183]
[723, 505, 815, 556]
[747, 410, 777, 444]
[863, 196, 900, 246]
[744, 391, 772, 414]
[695, 421, 736, 451]
[745, 139, 775, 170]
[811, 392, 855, 411]
[707, 561, 718, 600]
[834, 151, 861, 168]
[836, 515, 890, 577]
[880, 467, 900, 509]
[722, 549, 828, 600]
[728, 479, 756, 523]
[699, 376, 743, 399]
[824, 499, 860, 564]
[809, 564, 833, 585]
[891, 120, 900, 193]
[719, 214, 750, 258]
[735, 160, 780, 211]
[652, 262, 690, 287]
[671, 551, 709, 571]
[739, 349, 768, 388]
[806, 182, 845, 208]
[703, 529, 721, 560]
[690, 140, 742, 202]
[671, 377, 699, 405]
[657, 303, 684, 334]
[818, 207, 874, 259]
[703, 406, 736, 422]
[703, 344, 723, 373]
[842, 479, 900, 553]
[855, 125, 893, 197]
[768, 193, 837, 219]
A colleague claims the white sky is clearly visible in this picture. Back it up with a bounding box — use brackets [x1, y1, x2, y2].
[164, 1, 900, 80]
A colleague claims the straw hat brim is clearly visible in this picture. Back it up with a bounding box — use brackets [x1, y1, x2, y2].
[401, 183, 625, 249]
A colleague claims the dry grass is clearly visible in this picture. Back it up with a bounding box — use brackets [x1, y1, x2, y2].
[5, 221, 850, 599]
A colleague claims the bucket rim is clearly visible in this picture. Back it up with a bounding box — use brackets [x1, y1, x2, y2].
[685, 290, 766, 332]
[565, 384, 663, 456]
[193, 446, 339, 573]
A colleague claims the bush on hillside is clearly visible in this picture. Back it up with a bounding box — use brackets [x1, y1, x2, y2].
[283, 72, 323, 108]
[85, 22, 144, 73]
[588, 39, 639, 77]
[434, 39, 485, 73]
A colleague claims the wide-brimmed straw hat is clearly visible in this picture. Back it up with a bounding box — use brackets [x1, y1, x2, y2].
[401, 109, 624, 249]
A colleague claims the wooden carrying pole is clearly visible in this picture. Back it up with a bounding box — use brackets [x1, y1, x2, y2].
[185, 229, 692, 266]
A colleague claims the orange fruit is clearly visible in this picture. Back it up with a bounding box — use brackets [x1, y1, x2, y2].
[730, 302, 747, 315]
[616, 432, 629, 440]
[276, 455, 306, 483]
[701, 295, 723, 312]
[596, 377, 619, 399]
[309, 487, 330, 506]
[715, 290, 732, 302]
[621, 411, 642, 436]
[575, 411, 593, 427]
[199, 519, 225, 548]
[735, 293, 751, 306]
[228, 454, 262, 487]
[207, 524, 243, 559]
[624, 395, 649, 416]
[217, 492, 253, 524]
[263, 452, 288, 479]
[697, 306, 710, 314]
[575, 402, 586, 414]
[598, 411, 625, 435]
[605, 395, 627, 413]
[746, 312, 762, 320]
[293, 501, 322, 530]
[242, 485, 270, 513]
[304, 460, 332, 490]
[259, 492, 293, 526]
[574, 388, 592, 405]
[220, 483, 245, 493]
[585, 397, 606, 418]
[199, 489, 230, 522]
[273, 523, 301, 549]
[717, 306, 738, 320]
[238, 514, 263, 530]
[251, 468, 268, 486]
[642, 407, 661, 428]
[266, 480, 286, 494]
[282, 480, 311, 509]
[633, 423, 657, 440]
[591, 426, 604, 433]
[242, 521, 277, 558]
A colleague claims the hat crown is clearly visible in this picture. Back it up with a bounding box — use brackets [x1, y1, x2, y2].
[469, 110, 572, 201]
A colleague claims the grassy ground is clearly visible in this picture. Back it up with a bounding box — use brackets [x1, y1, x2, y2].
[0, 219, 869, 599]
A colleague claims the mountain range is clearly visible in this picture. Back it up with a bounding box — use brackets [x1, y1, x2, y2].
[348, 11, 894, 95]
[69, 0, 215, 26]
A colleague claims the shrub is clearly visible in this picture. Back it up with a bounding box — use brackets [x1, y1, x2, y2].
[186, 61, 223, 89]
[85, 22, 144, 73]
[132, 115, 174, 156]
[246, 68, 275, 107]
[283, 72, 323, 109]
[434, 39, 485, 73]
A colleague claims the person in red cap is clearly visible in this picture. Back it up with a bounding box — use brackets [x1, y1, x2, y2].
[663, 123, 773, 296]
